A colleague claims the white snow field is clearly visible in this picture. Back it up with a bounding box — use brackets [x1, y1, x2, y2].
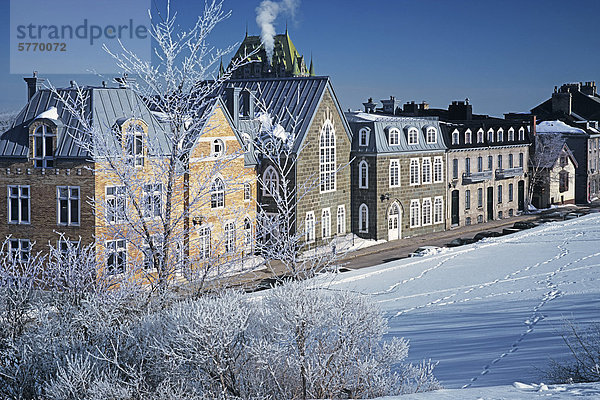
[323, 214, 600, 398]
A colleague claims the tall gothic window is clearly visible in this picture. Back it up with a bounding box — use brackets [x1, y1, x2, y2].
[359, 160, 368, 189]
[210, 178, 225, 208]
[359, 204, 369, 233]
[262, 166, 278, 197]
[320, 122, 336, 192]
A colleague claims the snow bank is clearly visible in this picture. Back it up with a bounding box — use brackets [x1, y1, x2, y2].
[537, 120, 585, 134]
[35, 106, 59, 120]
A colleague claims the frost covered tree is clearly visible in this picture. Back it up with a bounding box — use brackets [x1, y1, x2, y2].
[527, 132, 570, 209]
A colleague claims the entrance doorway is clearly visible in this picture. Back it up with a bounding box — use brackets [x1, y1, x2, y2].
[388, 203, 401, 240]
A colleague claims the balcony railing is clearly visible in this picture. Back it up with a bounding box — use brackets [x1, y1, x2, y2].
[462, 170, 493, 184]
[495, 167, 524, 180]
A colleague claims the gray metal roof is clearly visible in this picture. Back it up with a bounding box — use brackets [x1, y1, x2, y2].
[222, 77, 352, 153]
[0, 87, 170, 159]
[346, 111, 447, 154]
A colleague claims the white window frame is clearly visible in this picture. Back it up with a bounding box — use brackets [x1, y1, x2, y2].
[477, 129, 484, 143]
[198, 225, 211, 259]
[452, 129, 460, 145]
[426, 127, 437, 144]
[497, 128, 504, 142]
[422, 197, 432, 226]
[359, 160, 369, 189]
[410, 199, 421, 228]
[518, 127, 525, 140]
[224, 221, 236, 253]
[407, 127, 419, 145]
[359, 127, 369, 146]
[433, 196, 443, 224]
[320, 121, 336, 193]
[508, 127, 515, 141]
[410, 158, 420, 185]
[105, 239, 127, 275]
[433, 156, 443, 183]
[388, 128, 400, 146]
[487, 128, 494, 143]
[243, 183, 252, 202]
[210, 177, 225, 209]
[9, 238, 30, 263]
[337, 205, 346, 235]
[389, 159, 400, 187]
[57, 186, 80, 226]
[464, 129, 472, 144]
[243, 218, 253, 250]
[8, 185, 30, 224]
[211, 139, 225, 158]
[321, 208, 331, 239]
[106, 185, 126, 224]
[142, 183, 162, 220]
[422, 157, 432, 184]
[262, 166, 279, 197]
[305, 211, 315, 243]
[33, 124, 55, 168]
[359, 204, 369, 233]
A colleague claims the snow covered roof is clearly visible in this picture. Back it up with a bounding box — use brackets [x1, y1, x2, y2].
[536, 120, 586, 135]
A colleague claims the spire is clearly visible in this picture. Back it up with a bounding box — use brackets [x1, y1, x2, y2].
[291, 56, 300, 76]
[309, 55, 315, 76]
[285, 20, 288, 36]
[219, 57, 225, 78]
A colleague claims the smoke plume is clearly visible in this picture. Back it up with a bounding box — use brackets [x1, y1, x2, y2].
[255, 0, 300, 62]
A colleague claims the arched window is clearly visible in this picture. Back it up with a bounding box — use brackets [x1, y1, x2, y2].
[422, 158, 432, 184]
[198, 225, 211, 258]
[224, 221, 236, 253]
[410, 199, 420, 227]
[422, 198, 432, 225]
[433, 157, 443, 183]
[337, 205, 346, 235]
[33, 124, 55, 168]
[410, 158, 420, 185]
[262, 166, 279, 197]
[497, 128, 504, 142]
[426, 127, 437, 144]
[211, 139, 225, 157]
[452, 129, 460, 145]
[359, 127, 369, 146]
[126, 123, 145, 167]
[388, 128, 400, 145]
[464, 129, 472, 144]
[518, 127, 525, 140]
[244, 218, 253, 249]
[359, 203, 369, 233]
[433, 197, 443, 224]
[487, 129, 494, 143]
[320, 121, 336, 192]
[359, 160, 368, 189]
[389, 159, 400, 187]
[305, 212, 315, 243]
[407, 127, 419, 145]
[210, 177, 225, 208]
[322, 208, 331, 238]
[477, 129, 484, 143]
[508, 127, 515, 141]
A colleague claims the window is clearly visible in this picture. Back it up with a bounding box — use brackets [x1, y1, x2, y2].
[106, 186, 126, 224]
[433, 197, 443, 224]
[509, 154, 514, 169]
[559, 154, 568, 168]
[320, 122, 336, 192]
[452, 129, 460, 145]
[477, 214, 483, 223]
[422, 158, 432, 184]
[509, 183, 514, 202]
[487, 129, 494, 143]
[198, 225, 211, 258]
[388, 128, 400, 145]
[498, 210, 503, 219]
[452, 158, 459, 179]
[244, 183, 251, 201]
[244, 218, 253, 249]
[305, 212, 316, 242]
[211, 139, 225, 157]
[126, 124, 144, 167]
[433, 157, 443, 183]
[33, 124, 54, 168]
[487, 155, 493, 171]
[322, 208, 331, 238]
[518, 127, 525, 140]
[465, 189, 471, 210]
[359, 160, 369, 189]
[477, 129, 484, 144]
[422, 198, 432, 225]
[509, 209, 514, 217]
[337, 205, 346, 235]
[497, 185, 503, 203]
[519, 153, 524, 168]
[477, 156, 483, 172]
[477, 188, 483, 208]
[508, 127, 515, 141]
[410, 199, 420, 227]
[426, 127, 437, 144]
[57, 240, 80, 260]
[359, 204, 368, 233]
[142, 183, 162, 219]
[410, 158, 420, 185]
[8, 185, 30, 224]
[497, 128, 503, 142]
[106, 239, 126, 275]
[57, 186, 80, 226]
[224, 221, 236, 253]
[465, 157, 471, 175]
[359, 128, 369, 146]
[407, 127, 419, 145]
[263, 166, 278, 197]
[389, 159, 400, 187]
[8, 239, 29, 263]
[559, 171, 569, 192]
[465, 129, 472, 144]
[497, 155, 503, 170]
[465, 217, 472, 226]
[210, 178, 225, 208]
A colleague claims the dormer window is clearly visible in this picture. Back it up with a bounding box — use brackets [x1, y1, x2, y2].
[33, 124, 54, 168]
[477, 129, 484, 143]
[465, 129, 472, 144]
[452, 129, 460, 145]
[487, 129, 494, 143]
[508, 127, 515, 141]
[388, 128, 400, 145]
[359, 127, 369, 146]
[426, 127, 437, 144]
[518, 127, 525, 140]
[125, 123, 145, 167]
[497, 128, 504, 142]
[211, 139, 225, 158]
[407, 127, 419, 145]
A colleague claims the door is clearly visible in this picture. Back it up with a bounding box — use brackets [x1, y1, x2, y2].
[388, 203, 401, 240]
[518, 180, 525, 211]
[451, 190, 459, 225]
[487, 187, 494, 221]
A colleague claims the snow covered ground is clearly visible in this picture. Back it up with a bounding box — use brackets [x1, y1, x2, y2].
[320, 214, 600, 398]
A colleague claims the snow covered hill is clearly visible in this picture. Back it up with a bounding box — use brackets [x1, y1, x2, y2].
[322, 214, 600, 396]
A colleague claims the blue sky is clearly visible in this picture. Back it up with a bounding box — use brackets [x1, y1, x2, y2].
[2, 0, 599, 117]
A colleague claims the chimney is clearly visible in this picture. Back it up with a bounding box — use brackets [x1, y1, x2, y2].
[418, 101, 429, 111]
[240, 89, 255, 119]
[403, 101, 418, 115]
[581, 81, 597, 96]
[448, 100, 472, 121]
[224, 86, 241, 127]
[380, 96, 400, 115]
[552, 91, 572, 115]
[362, 97, 377, 113]
[23, 71, 44, 101]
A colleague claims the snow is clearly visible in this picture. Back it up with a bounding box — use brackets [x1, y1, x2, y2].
[35, 106, 59, 120]
[300, 233, 386, 260]
[317, 214, 600, 396]
[537, 120, 585, 134]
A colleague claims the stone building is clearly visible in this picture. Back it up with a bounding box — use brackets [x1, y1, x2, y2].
[0, 74, 256, 274]
[530, 82, 600, 203]
[346, 110, 447, 241]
